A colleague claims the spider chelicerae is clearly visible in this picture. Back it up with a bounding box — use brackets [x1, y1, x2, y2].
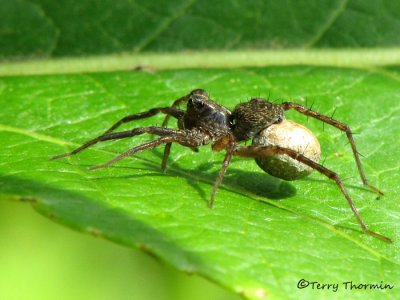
[51, 89, 391, 243]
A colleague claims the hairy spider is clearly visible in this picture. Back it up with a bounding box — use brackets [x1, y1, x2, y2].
[51, 89, 391, 243]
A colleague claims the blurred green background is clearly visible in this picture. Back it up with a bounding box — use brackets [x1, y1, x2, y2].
[2, 0, 400, 60]
[0, 201, 240, 300]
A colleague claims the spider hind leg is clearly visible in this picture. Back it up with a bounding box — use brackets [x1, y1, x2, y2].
[234, 144, 391, 243]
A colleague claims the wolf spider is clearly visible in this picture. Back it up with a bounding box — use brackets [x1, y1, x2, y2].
[51, 89, 391, 243]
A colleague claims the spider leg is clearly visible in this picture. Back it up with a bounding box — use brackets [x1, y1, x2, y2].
[90, 136, 176, 171]
[161, 143, 172, 173]
[161, 133, 199, 172]
[162, 95, 189, 127]
[51, 106, 184, 160]
[50, 104, 184, 160]
[234, 145, 392, 243]
[161, 141, 199, 173]
[50, 126, 184, 160]
[161, 95, 190, 172]
[90, 130, 207, 171]
[209, 137, 236, 208]
[105, 107, 184, 135]
[281, 102, 383, 196]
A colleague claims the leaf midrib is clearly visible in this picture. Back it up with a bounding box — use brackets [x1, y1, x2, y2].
[2, 49, 400, 76]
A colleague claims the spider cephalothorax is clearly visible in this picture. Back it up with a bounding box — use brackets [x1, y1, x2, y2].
[51, 89, 390, 243]
[184, 89, 231, 140]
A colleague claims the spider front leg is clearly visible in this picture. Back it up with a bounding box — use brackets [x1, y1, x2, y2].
[89, 129, 208, 171]
[159, 93, 189, 172]
[161, 89, 206, 172]
[103, 106, 185, 135]
[234, 145, 392, 243]
[281, 102, 383, 196]
[161, 94, 190, 127]
[90, 135, 178, 171]
[105, 92, 193, 135]
[50, 107, 184, 160]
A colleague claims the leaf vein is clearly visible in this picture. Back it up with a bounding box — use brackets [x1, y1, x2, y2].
[305, 0, 349, 47]
[134, 0, 198, 52]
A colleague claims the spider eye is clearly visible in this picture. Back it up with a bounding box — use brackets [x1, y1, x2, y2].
[192, 99, 205, 111]
[189, 94, 206, 110]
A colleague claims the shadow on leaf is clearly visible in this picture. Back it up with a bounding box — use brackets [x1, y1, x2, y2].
[88, 151, 297, 203]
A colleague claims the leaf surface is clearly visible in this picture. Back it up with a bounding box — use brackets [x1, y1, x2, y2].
[0, 66, 399, 299]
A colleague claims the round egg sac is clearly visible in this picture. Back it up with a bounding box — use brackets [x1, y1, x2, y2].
[252, 119, 321, 181]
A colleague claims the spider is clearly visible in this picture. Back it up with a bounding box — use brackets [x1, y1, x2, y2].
[51, 89, 391, 243]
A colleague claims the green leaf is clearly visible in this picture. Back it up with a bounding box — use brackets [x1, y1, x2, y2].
[2, 0, 400, 59]
[0, 66, 399, 299]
